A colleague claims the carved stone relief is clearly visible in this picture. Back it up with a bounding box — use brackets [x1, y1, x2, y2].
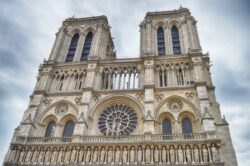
[55, 103, 69, 115]
[167, 99, 183, 112]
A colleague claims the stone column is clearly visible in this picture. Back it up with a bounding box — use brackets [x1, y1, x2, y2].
[48, 27, 65, 61]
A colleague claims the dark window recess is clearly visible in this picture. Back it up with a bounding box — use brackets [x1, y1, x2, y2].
[157, 27, 165, 56]
[66, 33, 79, 62]
[63, 120, 75, 137]
[171, 26, 181, 54]
[182, 118, 192, 134]
[162, 119, 172, 134]
[45, 121, 56, 137]
[81, 32, 93, 61]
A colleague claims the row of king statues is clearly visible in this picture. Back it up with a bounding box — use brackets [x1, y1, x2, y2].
[7, 143, 221, 165]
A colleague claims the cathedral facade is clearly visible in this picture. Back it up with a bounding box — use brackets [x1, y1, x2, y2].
[4, 7, 237, 166]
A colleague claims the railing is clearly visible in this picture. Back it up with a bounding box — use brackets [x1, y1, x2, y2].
[15, 132, 217, 144]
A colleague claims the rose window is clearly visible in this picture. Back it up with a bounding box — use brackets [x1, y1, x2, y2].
[98, 104, 138, 136]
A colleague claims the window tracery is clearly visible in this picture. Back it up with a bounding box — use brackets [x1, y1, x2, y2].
[98, 104, 138, 136]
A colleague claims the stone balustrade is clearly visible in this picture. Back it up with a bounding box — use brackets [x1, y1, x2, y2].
[14, 132, 217, 144]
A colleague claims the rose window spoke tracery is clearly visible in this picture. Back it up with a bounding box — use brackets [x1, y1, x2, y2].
[98, 104, 138, 136]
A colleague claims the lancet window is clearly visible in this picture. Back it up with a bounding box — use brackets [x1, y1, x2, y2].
[63, 120, 75, 137]
[157, 27, 165, 56]
[45, 121, 56, 137]
[101, 66, 139, 90]
[66, 33, 79, 62]
[81, 32, 93, 60]
[171, 26, 181, 54]
[182, 118, 192, 134]
[162, 119, 172, 135]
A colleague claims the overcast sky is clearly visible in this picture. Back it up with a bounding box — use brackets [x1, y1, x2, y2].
[0, 0, 249, 165]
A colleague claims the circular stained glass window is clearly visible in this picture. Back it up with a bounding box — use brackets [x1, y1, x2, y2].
[98, 104, 138, 136]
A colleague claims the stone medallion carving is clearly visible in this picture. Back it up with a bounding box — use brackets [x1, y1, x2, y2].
[55, 103, 69, 115]
[43, 99, 52, 107]
[167, 99, 183, 112]
[185, 92, 195, 100]
[98, 104, 137, 136]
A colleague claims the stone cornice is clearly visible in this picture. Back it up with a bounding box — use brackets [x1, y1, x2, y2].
[62, 15, 108, 26]
[145, 8, 191, 21]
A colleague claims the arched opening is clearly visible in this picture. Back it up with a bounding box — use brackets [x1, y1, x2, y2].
[45, 121, 56, 137]
[157, 27, 165, 56]
[81, 32, 93, 60]
[66, 33, 79, 62]
[182, 118, 192, 134]
[171, 26, 181, 54]
[162, 119, 172, 134]
[63, 120, 75, 137]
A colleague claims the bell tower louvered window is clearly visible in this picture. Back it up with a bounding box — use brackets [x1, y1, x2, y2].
[171, 26, 181, 54]
[66, 33, 79, 62]
[81, 32, 93, 60]
[157, 27, 165, 56]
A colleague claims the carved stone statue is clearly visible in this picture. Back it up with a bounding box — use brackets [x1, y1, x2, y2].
[44, 149, 51, 163]
[51, 149, 58, 164]
[100, 147, 106, 164]
[193, 146, 199, 163]
[170, 146, 175, 163]
[107, 147, 113, 163]
[130, 147, 135, 163]
[31, 148, 39, 163]
[122, 147, 128, 164]
[64, 148, 71, 163]
[37, 149, 45, 163]
[18, 149, 25, 163]
[185, 146, 192, 163]
[161, 146, 167, 163]
[202, 145, 208, 162]
[145, 146, 151, 164]
[178, 146, 183, 163]
[137, 146, 143, 163]
[25, 149, 32, 163]
[57, 148, 64, 163]
[154, 146, 159, 163]
[211, 144, 220, 161]
[70, 147, 77, 163]
[92, 147, 99, 163]
[115, 147, 121, 164]
[85, 147, 92, 163]
[78, 148, 84, 163]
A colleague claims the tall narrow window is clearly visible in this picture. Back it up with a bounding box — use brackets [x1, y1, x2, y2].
[45, 121, 56, 137]
[66, 33, 79, 62]
[182, 118, 192, 134]
[63, 120, 75, 137]
[162, 119, 172, 134]
[171, 26, 181, 54]
[81, 32, 93, 61]
[157, 27, 165, 56]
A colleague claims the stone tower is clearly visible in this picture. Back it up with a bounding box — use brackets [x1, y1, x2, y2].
[4, 7, 237, 166]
